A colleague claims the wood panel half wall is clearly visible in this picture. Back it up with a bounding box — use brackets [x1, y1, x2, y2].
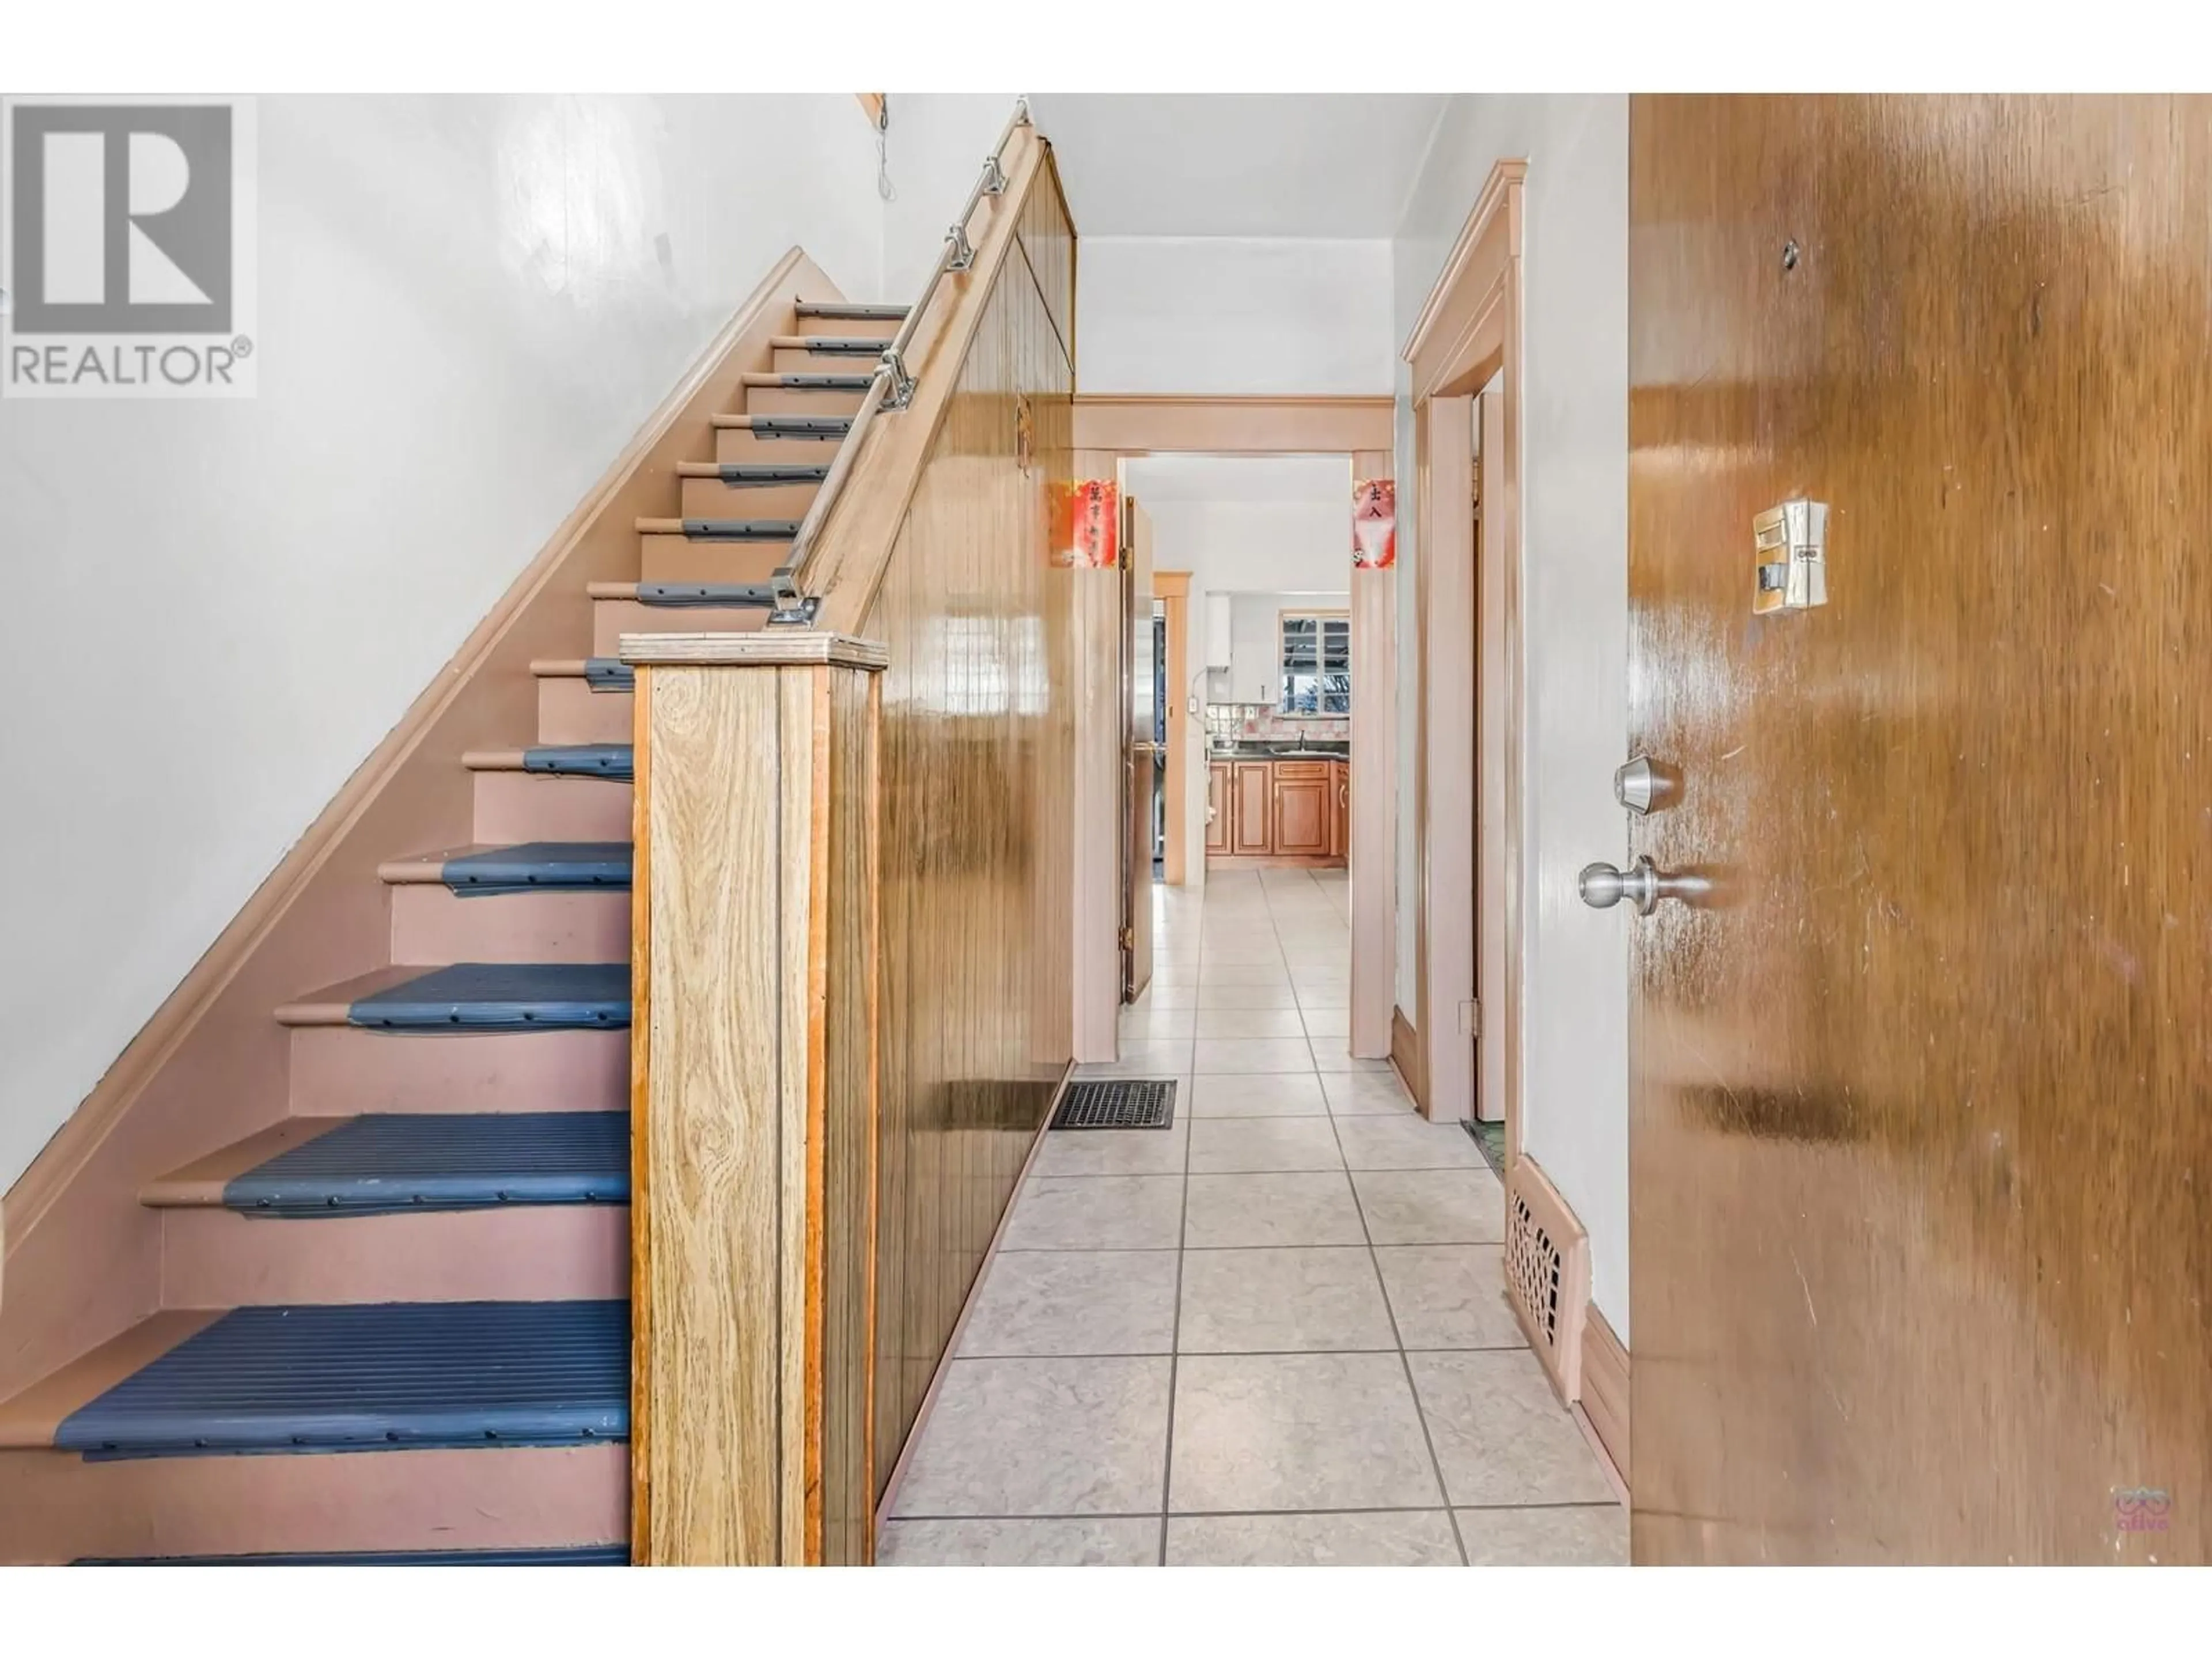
[623, 132, 1078, 1560]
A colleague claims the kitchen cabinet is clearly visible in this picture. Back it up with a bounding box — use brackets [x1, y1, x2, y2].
[1229, 599, 1281, 707]
[1205, 755, 1350, 865]
[1231, 762, 1274, 855]
[1206, 762, 1230, 854]
[1204, 595, 1233, 669]
[1272, 762, 1332, 857]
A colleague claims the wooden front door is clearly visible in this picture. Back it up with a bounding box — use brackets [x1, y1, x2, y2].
[1628, 94, 2212, 1564]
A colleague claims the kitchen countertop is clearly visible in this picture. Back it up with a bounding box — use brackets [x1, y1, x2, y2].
[1207, 741, 1350, 760]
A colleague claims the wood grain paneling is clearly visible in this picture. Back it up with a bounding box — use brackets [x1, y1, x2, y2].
[1630, 94, 2212, 1565]
[632, 663, 788, 1565]
[628, 648, 882, 1566]
[804, 128, 1048, 632]
[1017, 150, 1077, 370]
[855, 172, 1077, 1491]
[820, 665, 882, 1566]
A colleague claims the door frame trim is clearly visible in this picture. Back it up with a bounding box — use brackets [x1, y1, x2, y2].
[1155, 570, 1191, 886]
[1403, 158, 1524, 1145]
[1077, 402, 1401, 1062]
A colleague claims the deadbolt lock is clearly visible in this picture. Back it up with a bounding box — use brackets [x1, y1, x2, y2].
[1614, 753, 1681, 816]
[1616, 755, 1657, 815]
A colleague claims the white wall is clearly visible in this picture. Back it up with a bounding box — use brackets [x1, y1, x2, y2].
[1125, 479, 1355, 884]
[1077, 238, 1396, 395]
[0, 94, 900, 1195]
[1389, 96, 1632, 1336]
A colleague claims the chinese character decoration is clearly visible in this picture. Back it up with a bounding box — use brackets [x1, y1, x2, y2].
[1052, 478, 1120, 569]
[1353, 478, 1396, 570]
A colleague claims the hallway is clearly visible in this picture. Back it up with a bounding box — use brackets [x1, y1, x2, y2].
[878, 869, 1623, 1566]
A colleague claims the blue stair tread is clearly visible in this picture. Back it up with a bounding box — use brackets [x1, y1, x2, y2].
[737, 415, 849, 436]
[225, 1113, 629, 1216]
[717, 463, 832, 481]
[581, 658, 633, 692]
[55, 1301, 628, 1459]
[633, 582, 774, 608]
[77, 1544, 628, 1565]
[441, 842, 632, 895]
[348, 963, 630, 1031]
[794, 301, 907, 318]
[522, 744, 632, 780]
[676, 517, 800, 540]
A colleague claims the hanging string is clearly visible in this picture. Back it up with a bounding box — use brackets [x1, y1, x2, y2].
[876, 94, 896, 203]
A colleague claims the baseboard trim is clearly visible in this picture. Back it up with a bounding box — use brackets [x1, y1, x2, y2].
[1582, 1302, 1630, 1493]
[1390, 1005, 1426, 1113]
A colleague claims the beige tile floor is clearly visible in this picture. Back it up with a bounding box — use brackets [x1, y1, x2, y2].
[878, 868, 1626, 1567]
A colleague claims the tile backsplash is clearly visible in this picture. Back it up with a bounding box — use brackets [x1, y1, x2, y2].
[1205, 702, 1351, 743]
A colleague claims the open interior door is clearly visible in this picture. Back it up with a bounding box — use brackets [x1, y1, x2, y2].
[1122, 494, 1157, 1002]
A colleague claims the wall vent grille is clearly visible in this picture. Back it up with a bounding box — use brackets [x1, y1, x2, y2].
[1503, 1155, 1592, 1403]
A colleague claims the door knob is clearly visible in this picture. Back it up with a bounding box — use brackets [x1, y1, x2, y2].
[1578, 854, 1707, 916]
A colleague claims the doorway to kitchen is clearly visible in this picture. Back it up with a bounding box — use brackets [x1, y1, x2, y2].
[1073, 396, 1397, 1063]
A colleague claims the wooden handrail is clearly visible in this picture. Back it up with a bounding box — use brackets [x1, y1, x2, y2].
[774, 99, 1036, 618]
[801, 124, 1054, 636]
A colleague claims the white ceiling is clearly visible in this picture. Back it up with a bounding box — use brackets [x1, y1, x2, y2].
[1027, 94, 1448, 238]
[1123, 454, 1351, 504]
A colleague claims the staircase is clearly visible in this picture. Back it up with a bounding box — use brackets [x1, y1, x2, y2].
[0, 301, 906, 1564]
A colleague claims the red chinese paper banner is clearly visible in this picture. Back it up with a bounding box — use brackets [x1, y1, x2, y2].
[1353, 479, 1396, 570]
[1053, 479, 1120, 569]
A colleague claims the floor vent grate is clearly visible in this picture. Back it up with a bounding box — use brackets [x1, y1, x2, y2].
[1052, 1079, 1177, 1131]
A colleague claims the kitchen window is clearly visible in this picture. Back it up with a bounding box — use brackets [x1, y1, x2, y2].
[1280, 612, 1350, 715]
